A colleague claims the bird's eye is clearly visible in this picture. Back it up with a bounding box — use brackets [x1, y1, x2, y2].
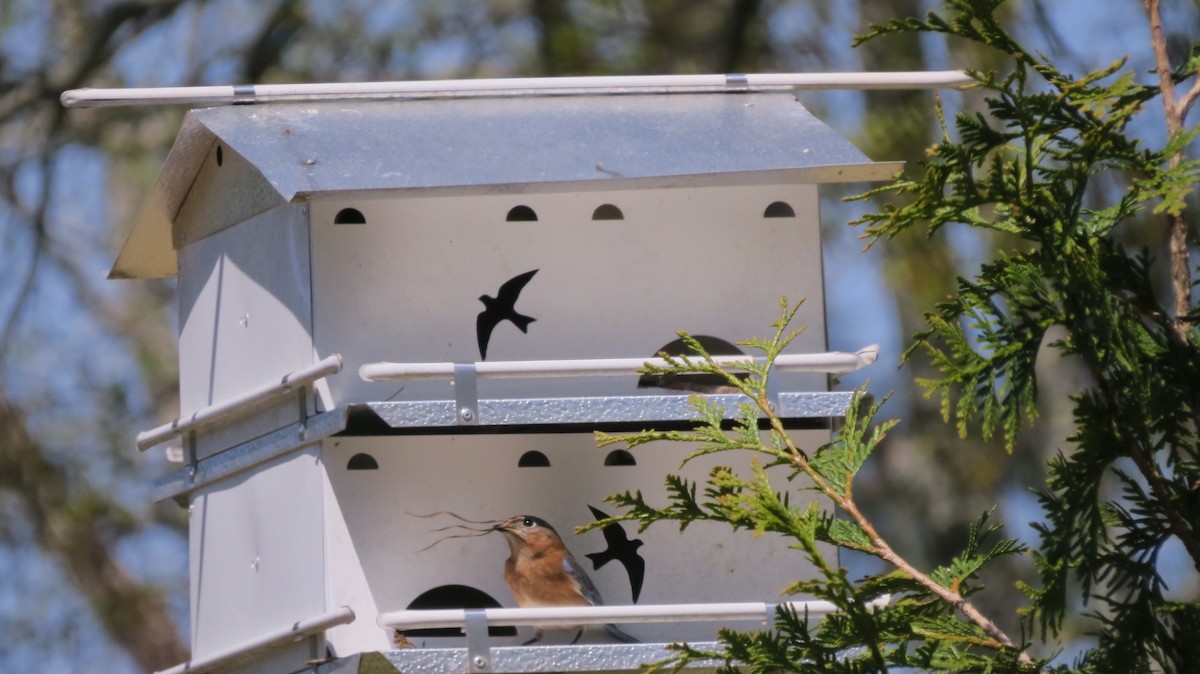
[522, 517, 535, 528]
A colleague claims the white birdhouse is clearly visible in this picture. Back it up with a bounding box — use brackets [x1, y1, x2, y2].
[104, 78, 898, 674]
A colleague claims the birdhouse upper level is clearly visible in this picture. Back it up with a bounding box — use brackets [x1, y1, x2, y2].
[117, 91, 893, 456]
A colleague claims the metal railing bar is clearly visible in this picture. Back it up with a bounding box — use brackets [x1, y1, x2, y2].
[155, 606, 355, 674]
[378, 597, 890, 631]
[360, 346, 878, 383]
[136, 354, 342, 451]
[62, 73, 972, 108]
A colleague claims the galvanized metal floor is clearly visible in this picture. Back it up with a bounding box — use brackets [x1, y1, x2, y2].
[316, 642, 723, 674]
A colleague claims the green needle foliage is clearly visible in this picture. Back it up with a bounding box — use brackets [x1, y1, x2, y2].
[853, 0, 1200, 670]
[586, 300, 1036, 673]
[587, 1, 1200, 671]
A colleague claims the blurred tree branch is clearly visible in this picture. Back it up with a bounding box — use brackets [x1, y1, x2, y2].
[0, 391, 188, 671]
[1145, 0, 1198, 333]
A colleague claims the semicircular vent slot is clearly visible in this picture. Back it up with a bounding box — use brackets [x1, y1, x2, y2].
[403, 585, 516, 637]
[335, 207, 366, 224]
[346, 453, 378, 470]
[604, 449, 636, 466]
[763, 201, 795, 218]
[518, 450, 551, 467]
[592, 204, 624, 220]
[638, 335, 748, 393]
[506, 205, 538, 221]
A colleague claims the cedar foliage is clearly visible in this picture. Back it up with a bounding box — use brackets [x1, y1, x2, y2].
[589, 1, 1200, 671]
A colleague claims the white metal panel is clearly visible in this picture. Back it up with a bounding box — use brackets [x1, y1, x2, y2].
[321, 431, 832, 650]
[110, 114, 213, 279]
[173, 140, 287, 249]
[189, 444, 326, 660]
[309, 184, 826, 407]
[110, 93, 886, 281]
[322, 441, 379, 657]
[177, 204, 320, 458]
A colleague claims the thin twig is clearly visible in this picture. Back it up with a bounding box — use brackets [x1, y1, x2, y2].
[407, 510, 499, 525]
[1178, 80, 1200, 121]
[751, 386, 1041, 669]
[1144, 0, 1195, 334]
[1140, 0, 1200, 573]
[415, 527, 495, 553]
[0, 150, 52, 359]
[409, 511, 500, 552]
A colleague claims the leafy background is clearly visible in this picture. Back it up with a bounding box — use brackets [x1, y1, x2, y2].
[0, 1, 1193, 671]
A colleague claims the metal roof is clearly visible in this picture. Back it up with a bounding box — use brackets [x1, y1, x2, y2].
[113, 92, 898, 279]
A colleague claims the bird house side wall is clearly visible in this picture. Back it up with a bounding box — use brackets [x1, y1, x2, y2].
[172, 138, 287, 250]
[307, 183, 826, 407]
[189, 443, 326, 660]
[177, 203, 321, 459]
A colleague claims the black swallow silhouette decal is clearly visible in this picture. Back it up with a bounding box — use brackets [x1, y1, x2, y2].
[586, 505, 645, 603]
[476, 269, 538, 360]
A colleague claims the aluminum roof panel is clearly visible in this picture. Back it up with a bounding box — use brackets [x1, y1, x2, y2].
[192, 92, 876, 197]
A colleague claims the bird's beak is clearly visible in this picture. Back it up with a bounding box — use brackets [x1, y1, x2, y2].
[494, 517, 525, 535]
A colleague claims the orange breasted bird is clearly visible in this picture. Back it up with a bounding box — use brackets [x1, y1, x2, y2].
[494, 515, 638, 644]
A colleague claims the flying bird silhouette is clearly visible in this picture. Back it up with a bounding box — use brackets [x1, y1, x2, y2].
[585, 505, 646, 603]
[476, 269, 538, 360]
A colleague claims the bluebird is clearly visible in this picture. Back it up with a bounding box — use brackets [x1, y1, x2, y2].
[494, 515, 638, 645]
[476, 270, 538, 360]
[584, 505, 646, 603]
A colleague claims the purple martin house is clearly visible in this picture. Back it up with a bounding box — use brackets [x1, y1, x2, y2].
[111, 83, 892, 674]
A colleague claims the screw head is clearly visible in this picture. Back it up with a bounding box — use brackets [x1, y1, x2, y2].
[472, 655, 488, 669]
[459, 407, 474, 421]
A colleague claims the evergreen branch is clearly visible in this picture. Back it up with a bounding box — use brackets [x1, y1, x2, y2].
[599, 300, 1040, 671]
[1125, 439, 1200, 572]
[853, 1, 1200, 669]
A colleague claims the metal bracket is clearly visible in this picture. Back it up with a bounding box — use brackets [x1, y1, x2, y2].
[298, 386, 309, 442]
[186, 431, 198, 483]
[463, 609, 491, 673]
[232, 83, 256, 105]
[137, 354, 343, 452]
[151, 408, 351, 503]
[453, 364, 479, 425]
[765, 370, 781, 417]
